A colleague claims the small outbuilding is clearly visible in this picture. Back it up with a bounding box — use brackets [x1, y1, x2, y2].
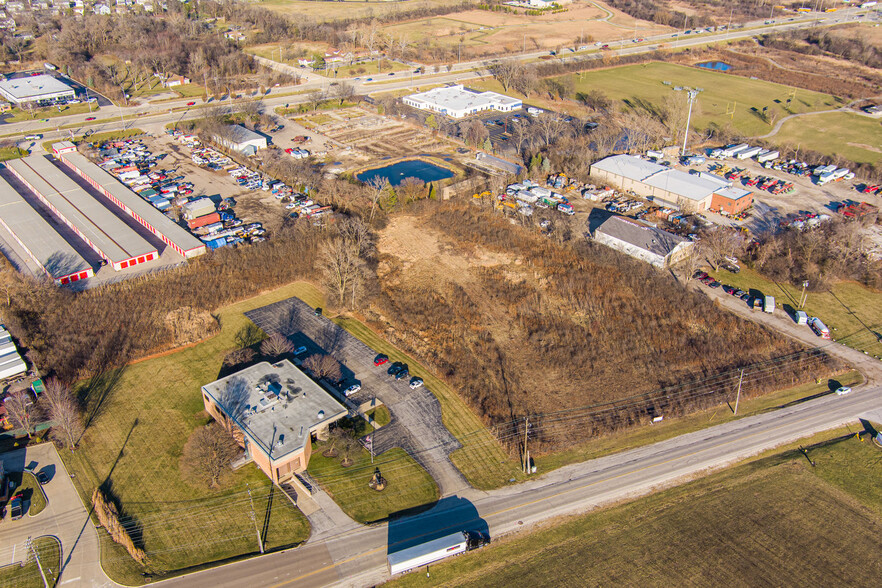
[215, 125, 267, 155]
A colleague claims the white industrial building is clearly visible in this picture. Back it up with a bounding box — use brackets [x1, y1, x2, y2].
[403, 85, 522, 119]
[593, 215, 693, 268]
[589, 154, 753, 214]
[214, 125, 267, 155]
[0, 74, 76, 105]
[0, 326, 27, 380]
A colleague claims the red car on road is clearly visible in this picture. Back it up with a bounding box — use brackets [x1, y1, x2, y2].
[187, 101, 196, 106]
[85, 116, 96, 121]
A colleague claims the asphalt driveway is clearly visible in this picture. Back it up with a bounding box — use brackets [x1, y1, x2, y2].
[245, 297, 470, 496]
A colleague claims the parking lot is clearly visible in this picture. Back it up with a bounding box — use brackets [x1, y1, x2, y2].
[244, 297, 469, 496]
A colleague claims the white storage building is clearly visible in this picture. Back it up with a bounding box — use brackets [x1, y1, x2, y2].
[0, 74, 76, 105]
[0, 326, 26, 380]
[214, 125, 267, 155]
[403, 85, 522, 119]
[593, 215, 693, 268]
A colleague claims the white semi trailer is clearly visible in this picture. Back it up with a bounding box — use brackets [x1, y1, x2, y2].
[387, 531, 488, 575]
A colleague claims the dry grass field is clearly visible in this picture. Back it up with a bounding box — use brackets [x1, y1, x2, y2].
[381, 2, 670, 58]
[256, 0, 470, 21]
[390, 429, 882, 587]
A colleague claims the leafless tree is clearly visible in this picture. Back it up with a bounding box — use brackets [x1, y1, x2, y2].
[180, 422, 240, 488]
[395, 34, 410, 60]
[42, 378, 84, 450]
[260, 333, 294, 358]
[307, 88, 324, 111]
[223, 347, 256, 368]
[534, 112, 570, 148]
[365, 176, 390, 223]
[334, 81, 355, 105]
[4, 390, 39, 438]
[320, 237, 366, 308]
[302, 353, 343, 383]
[701, 228, 746, 270]
[397, 177, 426, 205]
[679, 241, 706, 283]
[489, 59, 522, 93]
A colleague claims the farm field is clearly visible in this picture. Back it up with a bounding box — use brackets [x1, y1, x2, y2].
[256, 0, 470, 21]
[389, 427, 882, 587]
[61, 283, 321, 586]
[772, 111, 882, 165]
[561, 61, 842, 137]
[706, 267, 882, 359]
[380, 2, 668, 59]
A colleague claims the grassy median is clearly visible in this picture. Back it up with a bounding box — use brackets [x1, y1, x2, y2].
[0, 536, 61, 588]
[389, 427, 882, 586]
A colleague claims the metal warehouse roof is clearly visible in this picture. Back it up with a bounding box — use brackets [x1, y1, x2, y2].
[0, 175, 91, 280]
[224, 124, 265, 145]
[596, 215, 687, 257]
[714, 186, 753, 201]
[590, 154, 664, 181]
[61, 152, 205, 256]
[644, 169, 720, 202]
[201, 360, 347, 461]
[6, 157, 154, 264]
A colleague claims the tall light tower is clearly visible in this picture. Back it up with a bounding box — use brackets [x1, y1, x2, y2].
[681, 88, 699, 156]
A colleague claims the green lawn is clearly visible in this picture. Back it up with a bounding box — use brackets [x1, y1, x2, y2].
[0, 147, 25, 162]
[707, 267, 882, 359]
[556, 61, 841, 137]
[62, 283, 322, 586]
[773, 111, 882, 165]
[0, 536, 61, 588]
[332, 316, 524, 491]
[368, 405, 391, 427]
[389, 427, 882, 586]
[18, 472, 47, 516]
[2, 102, 97, 123]
[308, 446, 439, 523]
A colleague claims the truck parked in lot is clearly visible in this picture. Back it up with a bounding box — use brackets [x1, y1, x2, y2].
[387, 531, 488, 575]
[809, 317, 831, 339]
[763, 295, 775, 313]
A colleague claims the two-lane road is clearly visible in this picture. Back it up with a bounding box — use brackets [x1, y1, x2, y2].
[161, 375, 882, 588]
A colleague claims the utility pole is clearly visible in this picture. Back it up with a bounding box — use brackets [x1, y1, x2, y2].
[522, 416, 530, 474]
[246, 483, 264, 554]
[799, 280, 809, 309]
[733, 368, 745, 415]
[26, 537, 49, 588]
[681, 89, 699, 156]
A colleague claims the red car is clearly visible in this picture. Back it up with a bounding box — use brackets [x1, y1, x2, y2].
[85, 116, 96, 121]
[374, 354, 388, 366]
[187, 101, 196, 106]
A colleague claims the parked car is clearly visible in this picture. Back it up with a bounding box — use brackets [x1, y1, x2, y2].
[344, 384, 362, 396]
[387, 362, 405, 376]
[708, 281, 721, 288]
[395, 368, 409, 380]
[693, 271, 708, 280]
[374, 354, 389, 366]
[293, 346, 307, 356]
[36, 471, 49, 485]
[723, 285, 736, 295]
[835, 386, 851, 396]
[409, 377, 423, 389]
[9, 493, 22, 520]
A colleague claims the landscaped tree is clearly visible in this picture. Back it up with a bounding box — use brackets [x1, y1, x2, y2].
[4, 390, 39, 438]
[42, 378, 84, 450]
[223, 347, 256, 367]
[180, 422, 240, 488]
[260, 333, 294, 358]
[92, 488, 147, 565]
[234, 323, 264, 349]
[302, 354, 343, 383]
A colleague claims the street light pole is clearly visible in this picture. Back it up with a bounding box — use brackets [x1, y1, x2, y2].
[681, 89, 699, 156]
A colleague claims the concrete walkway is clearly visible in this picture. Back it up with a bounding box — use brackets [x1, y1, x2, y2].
[0, 443, 117, 587]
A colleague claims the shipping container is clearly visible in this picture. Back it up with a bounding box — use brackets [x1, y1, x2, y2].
[188, 212, 222, 230]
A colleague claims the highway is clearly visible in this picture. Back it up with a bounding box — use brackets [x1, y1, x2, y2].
[4, 8, 875, 148]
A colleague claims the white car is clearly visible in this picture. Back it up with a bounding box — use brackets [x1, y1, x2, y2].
[409, 377, 423, 389]
[835, 386, 851, 396]
[344, 384, 361, 396]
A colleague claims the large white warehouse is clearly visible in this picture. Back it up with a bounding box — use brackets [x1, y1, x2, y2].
[403, 85, 522, 118]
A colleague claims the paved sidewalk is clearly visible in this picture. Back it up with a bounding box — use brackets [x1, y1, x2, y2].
[0, 443, 116, 587]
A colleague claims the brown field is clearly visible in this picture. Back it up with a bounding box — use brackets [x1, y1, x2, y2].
[380, 2, 671, 58]
[828, 22, 882, 48]
[256, 0, 471, 21]
[370, 205, 828, 452]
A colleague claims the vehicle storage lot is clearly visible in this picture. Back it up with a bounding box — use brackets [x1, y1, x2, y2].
[678, 156, 882, 232]
[150, 132, 290, 234]
[245, 297, 469, 495]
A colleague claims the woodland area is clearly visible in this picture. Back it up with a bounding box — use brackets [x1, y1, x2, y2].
[364, 203, 837, 451]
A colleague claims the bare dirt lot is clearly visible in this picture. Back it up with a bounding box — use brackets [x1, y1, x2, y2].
[287, 106, 464, 172]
